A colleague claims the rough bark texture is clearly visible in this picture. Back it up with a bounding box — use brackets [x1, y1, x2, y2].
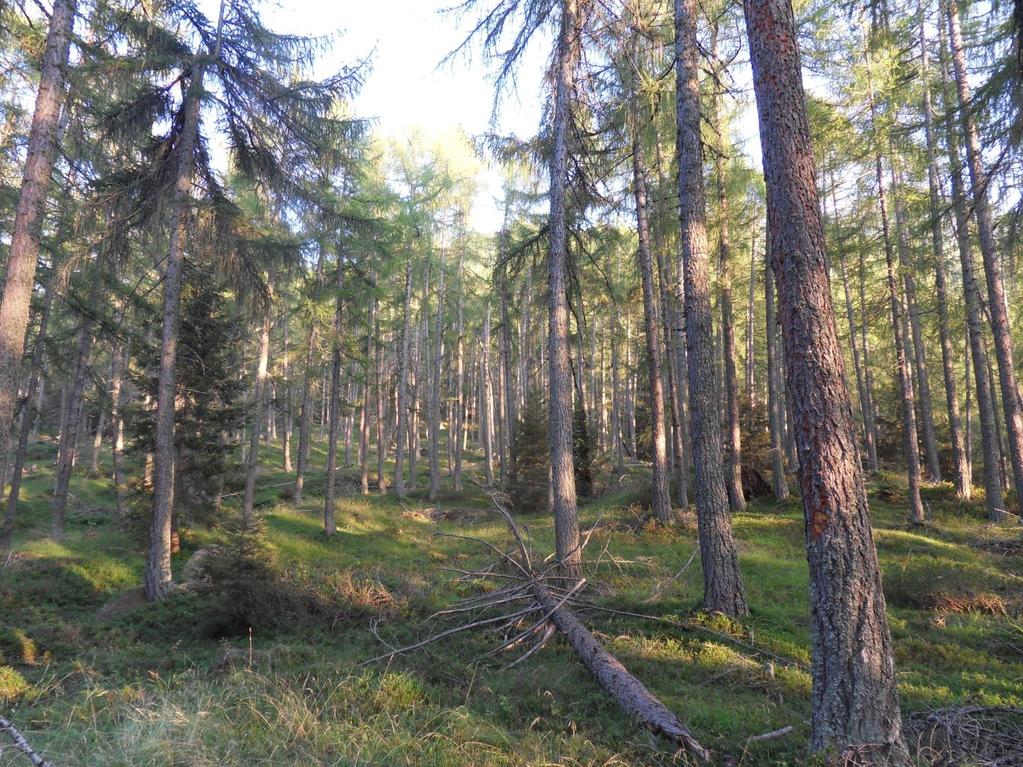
[0, 0, 76, 487]
[742, 0, 908, 757]
[547, 0, 582, 576]
[946, 0, 1023, 516]
[324, 271, 344, 537]
[675, 0, 748, 617]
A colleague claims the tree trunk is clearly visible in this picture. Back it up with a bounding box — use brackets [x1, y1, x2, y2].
[110, 339, 128, 518]
[876, 151, 926, 524]
[1, 266, 56, 548]
[743, 0, 908, 757]
[0, 0, 76, 484]
[629, 97, 672, 525]
[375, 294, 389, 494]
[745, 236, 757, 431]
[324, 268, 344, 536]
[360, 294, 374, 496]
[710, 32, 746, 512]
[242, 310, 271, 527]
[946, 0, 1023, 516]
[939, 21, 1005, 520]
[282, 300, 294, 473]
[145, 50, 212, 602]
[429, 257, 446, 500]
[675, 0, 747, 617]
[454, 241, 466, 491]
[548, 0, 582, 576]
[394, 255, 414, 498]
[920, 4, 968, 498]
[764, 261, 789, 501]
[890, 161, 942, 483]
[499, 265, 517, 488]
[481, 306, 495, 486]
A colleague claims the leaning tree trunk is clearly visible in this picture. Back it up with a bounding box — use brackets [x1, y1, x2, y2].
[629, 101, 672, 525]
[0, 0, 76, 485]
[675, 0, 748, 617]
[939, 22, 1006, 520]
[946, 0, 1023, 516]
[920, 5, 969, 498]
[145, 50, 211, 602]
[547, 0, 583, 576]
[742, 0, 908, 758]
[242, 309, 272, 528]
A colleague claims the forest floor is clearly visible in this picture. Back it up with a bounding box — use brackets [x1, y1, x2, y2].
[1, 438, 1022, 766]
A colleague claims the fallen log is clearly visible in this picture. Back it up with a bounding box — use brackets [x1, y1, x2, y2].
[366, 497, 712, 762]
[530, 580, 711, 761]
[0, 716, 54, 767]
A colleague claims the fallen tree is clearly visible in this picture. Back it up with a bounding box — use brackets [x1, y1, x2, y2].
[364, 500, 711, 762]
[0, 716, 54, 767]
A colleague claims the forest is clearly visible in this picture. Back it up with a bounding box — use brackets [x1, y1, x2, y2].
[0, 0, 1021, 763]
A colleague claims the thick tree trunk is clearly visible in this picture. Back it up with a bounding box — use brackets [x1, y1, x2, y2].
[946, 0, 1023, 516]
[548, 0, 582, 576]
[675, 0, 747, 617]
[630, 105, 672, 525]
[742, 0, 908, 757]
[939, 23, 1006, 520]
[242, 310, 272, 527]
[0, 0, 76, 484]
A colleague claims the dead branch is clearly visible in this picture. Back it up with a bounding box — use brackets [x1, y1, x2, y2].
[0, 716, 54, 767]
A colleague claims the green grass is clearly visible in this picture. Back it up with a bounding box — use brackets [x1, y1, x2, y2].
[1, 442, 1021, 765]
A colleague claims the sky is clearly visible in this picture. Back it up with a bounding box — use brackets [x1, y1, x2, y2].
[260, 0, 554, 233]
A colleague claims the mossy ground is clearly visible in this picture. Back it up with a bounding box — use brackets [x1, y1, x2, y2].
[1, 438, 1021, 765]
